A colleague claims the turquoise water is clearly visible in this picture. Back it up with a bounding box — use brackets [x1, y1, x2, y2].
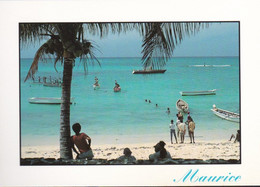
[20, 57, 240, 146]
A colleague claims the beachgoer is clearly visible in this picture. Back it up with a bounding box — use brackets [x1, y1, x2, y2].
[43, 76, 47, 83]
[149, 141, 172, 162]
[155, 104, 158, 107]
[70, 123, 94, 160]
[178, 119, 186, 143]
[176, 118, 181, 138]
[229, 130, 240, 143]
[38, 76, 41, 83]
[149, 100, 151, 103]
[115, 80, 120, 88]
[166, 107, 170, 115]
[117, 148, 137, 163]
[176, 111, 184, 122]
[169, 119, 178, 144]
[187, 116, 195, 143]
[94, 76, 99, 86]
[145, 99, 147, 102]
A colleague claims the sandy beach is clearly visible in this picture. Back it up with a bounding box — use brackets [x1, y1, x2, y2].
[21, 140, 240, 161]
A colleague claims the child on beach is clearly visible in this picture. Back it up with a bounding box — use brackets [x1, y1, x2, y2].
[149, 141, 172, 162]
[169, 119, 178, 144]
[229, 130, 240, 143]
[166, 108, 170, 115]
[70, 123, 94, 160]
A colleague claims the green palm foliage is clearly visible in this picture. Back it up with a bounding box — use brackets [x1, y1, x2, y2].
[20, 22, 208, 159]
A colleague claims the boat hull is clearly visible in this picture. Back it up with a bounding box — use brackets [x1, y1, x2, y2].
[132, 69, 166, 74]
[114, 87, 121, 92]
[176, 99, 189, 113]
[28, 97, 74, 104]
[93, 85, 100, 90]
[43, 83, 61, 87]
[180, 89, 216, 96]
[211, 107, 240, 123]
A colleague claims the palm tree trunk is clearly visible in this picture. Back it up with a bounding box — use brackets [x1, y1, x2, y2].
[60, 54, 74, 159]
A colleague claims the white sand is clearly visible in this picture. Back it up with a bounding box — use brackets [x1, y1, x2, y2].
[21, 140, 240, 160]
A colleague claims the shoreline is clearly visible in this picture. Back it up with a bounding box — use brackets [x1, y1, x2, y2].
[21, 139, 240, 161]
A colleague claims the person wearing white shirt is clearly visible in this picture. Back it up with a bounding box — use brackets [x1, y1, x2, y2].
[169, 119, 178, 144]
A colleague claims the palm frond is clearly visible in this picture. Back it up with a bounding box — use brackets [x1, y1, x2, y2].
[140, 22, 209, 69]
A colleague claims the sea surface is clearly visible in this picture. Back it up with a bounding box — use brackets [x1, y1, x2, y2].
[20, 57, 240, 146]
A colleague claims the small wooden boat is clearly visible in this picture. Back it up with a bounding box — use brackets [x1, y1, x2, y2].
[176, 99, 189, 113]
[28, 97, 74, 104]
[43, 83, 61, 87]
[132, 69, 166, 74]
[114, 87, 121, 92]
[211, 104, 240, 123]
[93, 84, 100, 90]
[180, 89, 216, 96]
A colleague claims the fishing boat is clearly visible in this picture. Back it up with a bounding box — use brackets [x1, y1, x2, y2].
[43, 82, 61, 87]
[132, 69, 166, 74]
[176, 99, 189, 113]
[180, 89, 216, 96]
[211, 104, 240, 123]
[93, 84, 100, 90]
[28, 97, 74, 104]
[114, 87, 121, 92]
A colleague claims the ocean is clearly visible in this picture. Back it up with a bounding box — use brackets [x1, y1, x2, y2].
[20, 57, 240, 146]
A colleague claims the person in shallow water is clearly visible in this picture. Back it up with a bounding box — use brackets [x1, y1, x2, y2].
[114, 80, 120, 88]
[70, 123, 94, 160]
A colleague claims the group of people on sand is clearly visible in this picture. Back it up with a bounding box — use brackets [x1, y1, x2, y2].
[70, 123, 173, 162]
[169, 111, 195, 144]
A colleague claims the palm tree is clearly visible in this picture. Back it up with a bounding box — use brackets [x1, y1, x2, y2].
[20, 22, 207, 159]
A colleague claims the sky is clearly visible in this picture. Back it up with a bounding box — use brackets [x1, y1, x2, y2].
[20, 22, 239, 58]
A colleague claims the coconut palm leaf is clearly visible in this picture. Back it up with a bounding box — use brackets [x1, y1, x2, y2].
[140, 22, 209, 69]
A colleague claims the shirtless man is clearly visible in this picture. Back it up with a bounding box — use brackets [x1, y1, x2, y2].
[70, 123, 94, 160]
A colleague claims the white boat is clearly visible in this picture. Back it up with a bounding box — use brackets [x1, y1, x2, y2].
[176, 99, 189, 113]
[28, 97, 74, 104]
[43, 83, 61, 87]
[180, 89, 216, 96]
[93, 84, 100, 90]
[189, 65, 231, 67]
[211, 104, 240, 123]
[114, 87, 121, 92]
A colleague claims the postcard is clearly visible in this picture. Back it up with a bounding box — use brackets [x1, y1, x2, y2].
[0, 0, 259, 186]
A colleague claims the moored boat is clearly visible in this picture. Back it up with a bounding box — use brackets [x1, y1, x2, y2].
[180, 89, 216, 96]
[43, 82, 61, 87]
[114, 87, 121, 92]
[211, 104, 240, 123]
[28, 97, 74, 104]
[176, 99, 189, 113]
[132, 69, 166, 74]
[93, 84, 100, 90]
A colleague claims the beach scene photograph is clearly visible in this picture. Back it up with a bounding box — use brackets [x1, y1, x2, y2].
[20, 22, 240, 165]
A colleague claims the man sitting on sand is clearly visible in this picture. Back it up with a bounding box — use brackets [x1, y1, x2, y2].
[229, 130, 240, 143]
[117, 148, 137, 163]
[70, 123, 94, 160]
[149, 141, 172, 162]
